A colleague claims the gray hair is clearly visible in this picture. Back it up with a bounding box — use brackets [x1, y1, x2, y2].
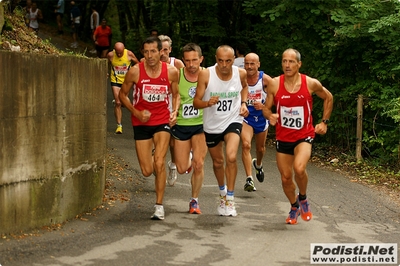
[158, 35, 172, 47]
[283, 48, 301, 62]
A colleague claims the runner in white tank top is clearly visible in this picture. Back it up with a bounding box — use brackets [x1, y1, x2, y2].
[193, 45, 249, 217]
[202, 64, 244, 134]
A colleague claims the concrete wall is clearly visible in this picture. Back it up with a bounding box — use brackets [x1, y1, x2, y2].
[0, 50, 108, 234]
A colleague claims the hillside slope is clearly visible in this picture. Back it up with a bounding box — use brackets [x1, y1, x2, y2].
[1, 7, 93, 56]
[1, 7, 62, 54]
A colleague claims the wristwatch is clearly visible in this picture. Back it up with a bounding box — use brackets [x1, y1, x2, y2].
[322, 119, 330, 124]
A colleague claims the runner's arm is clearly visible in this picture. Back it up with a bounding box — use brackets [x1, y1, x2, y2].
[239, 68, 249, 117]
[168, 65, 180, 126]
[119, 65, 143, 121]
[193, 69, 213, 109]
[263, 77, 279, 125]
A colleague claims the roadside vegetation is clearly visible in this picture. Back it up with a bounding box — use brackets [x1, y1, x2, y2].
[1, 0, 399, 197]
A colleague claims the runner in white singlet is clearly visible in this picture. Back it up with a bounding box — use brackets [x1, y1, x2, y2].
[193, 45, 249, 217]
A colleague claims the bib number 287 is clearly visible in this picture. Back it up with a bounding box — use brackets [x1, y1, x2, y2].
[216, 99, 232, 112]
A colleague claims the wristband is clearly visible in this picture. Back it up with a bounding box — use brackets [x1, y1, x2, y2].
[241, 101, 248, 106]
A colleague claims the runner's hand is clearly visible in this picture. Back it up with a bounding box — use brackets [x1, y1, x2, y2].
[169, 111, 177, 127]
[268, 113, 279, 126]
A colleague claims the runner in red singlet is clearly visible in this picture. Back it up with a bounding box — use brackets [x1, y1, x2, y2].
[119, 36, 180, 221]
[263, 48, 333, 225]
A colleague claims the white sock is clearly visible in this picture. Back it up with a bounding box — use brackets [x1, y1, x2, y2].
[226, 195, 234, 201]
[219, 185, 227, 197]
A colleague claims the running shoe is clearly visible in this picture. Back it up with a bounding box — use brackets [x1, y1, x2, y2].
[225, 200, 237, 217]
[285, 206, 300, 225]
[151, 205, 165, 220]
[167, 160, 177, 186]
[218, 195, 226, 216]
[244, 177, 256, 192]
[252, 158, 264, 182]
[115, 125, 122, 134]
[299, 197, 313, 221]
[189, 199, 201, 214]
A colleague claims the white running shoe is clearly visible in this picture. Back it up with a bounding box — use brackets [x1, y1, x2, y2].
[225, 200, 237, 217]
[218, 195, 226, 216]
[167, 160, 177, 186]
[151, 205, 164, 220]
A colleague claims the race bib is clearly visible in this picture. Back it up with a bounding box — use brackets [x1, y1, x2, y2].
[114, 65, 128, 75]
[216, 99, 233, 113]
[143, 84, 168, 102]
[247, 89, 262, 106]
[280, 106, 304, 130]
[182, 103, 199, 118]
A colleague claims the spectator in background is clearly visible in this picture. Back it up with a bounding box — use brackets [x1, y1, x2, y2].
[70, 1, 80, 48]
[24, 0, 32, 27]
[93, 18, 112, 58]
[89, 5, 99, 54]
[150, 29, 158, 37]
[233, 43, 246, 68]
[27, 2, 42, 34]
[54, 0, 65, 35]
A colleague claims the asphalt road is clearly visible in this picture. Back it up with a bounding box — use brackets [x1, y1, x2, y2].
[1, 76, 399, 266]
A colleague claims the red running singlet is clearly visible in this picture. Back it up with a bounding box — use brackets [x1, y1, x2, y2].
[131, 62, 171, 126]
[274, 74, 315, 142]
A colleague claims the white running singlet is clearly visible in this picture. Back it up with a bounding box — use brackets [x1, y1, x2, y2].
[202, 64, 244, 133]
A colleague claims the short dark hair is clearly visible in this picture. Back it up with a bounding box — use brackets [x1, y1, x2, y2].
[235, 43, 247, 56]
[141, 36, 162, 51]
[150, 29, 158, 36]
[182, 43, 202, 57]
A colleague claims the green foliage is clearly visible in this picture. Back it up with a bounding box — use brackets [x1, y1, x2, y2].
[384, 98, 400, 122]
[101, 0, 400, 167]
[2, 18, 13, 31]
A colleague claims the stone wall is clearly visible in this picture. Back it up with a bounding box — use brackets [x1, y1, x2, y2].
[0, 50, 108, 234]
